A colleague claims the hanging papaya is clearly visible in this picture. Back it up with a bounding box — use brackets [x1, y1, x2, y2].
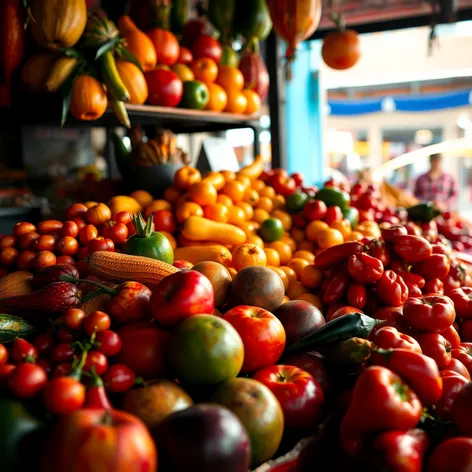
[21, 52, 58, 92]
[171, 0, 189, 36]
[118, 15, 157, 72]
[267, 0, 322, 79]
[208, 0, 237, 44]
[234, 0, 272, 45]
[115, 61, 148, 105]
[239, 51, 269, 101]
[69, 75, 108, 122]
[82, 8, 119, 48]
[28, 0, 87, 51]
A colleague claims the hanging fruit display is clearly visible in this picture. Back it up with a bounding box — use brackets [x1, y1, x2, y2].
[207, 0, 237, 45]
[170, 0, 189, 37]
[234, 0, 272, 50]
[239, 51, 270, 101]
[321, 27, 361, 70]
[268, 0, 323, 79]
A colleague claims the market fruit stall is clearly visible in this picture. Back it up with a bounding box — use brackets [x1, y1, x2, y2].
[1, 155, 472, 471]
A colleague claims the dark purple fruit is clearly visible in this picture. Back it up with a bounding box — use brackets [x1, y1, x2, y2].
[32, 264, 79, 289]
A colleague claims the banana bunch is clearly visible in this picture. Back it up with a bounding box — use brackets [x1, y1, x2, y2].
[381, 181, 419, 208]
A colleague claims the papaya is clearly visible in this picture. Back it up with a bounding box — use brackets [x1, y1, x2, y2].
[234, 0, 272, 43]
[208, 0, 237, 44]
[171, 0, 189, 35]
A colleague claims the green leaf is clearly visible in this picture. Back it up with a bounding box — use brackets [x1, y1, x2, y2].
[59, 63, 83, 127]
[60, 48, 86, 61]
[116, 45, 143, 72]
[95, 37, 121, 60]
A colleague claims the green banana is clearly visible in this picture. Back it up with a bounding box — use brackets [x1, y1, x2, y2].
[109, 96, 131, 128]
[100, 51, 130, 102]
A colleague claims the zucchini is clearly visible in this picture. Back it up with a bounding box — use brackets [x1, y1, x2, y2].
[284, 313, 381, 356]
[0, 314, 36, 343]
[407, 202, 442, 223]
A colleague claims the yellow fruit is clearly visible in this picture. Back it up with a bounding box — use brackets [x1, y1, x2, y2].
[108, 196, 142, 215]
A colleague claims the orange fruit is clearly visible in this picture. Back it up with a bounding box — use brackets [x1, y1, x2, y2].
[288, 258, 310, 277]
[300, 264, 323, 290]
[189, 181, 217, 206]
[130, 190, 153, 208]
[217, 194, 233, 207]
[232, 244, 267, 271]
[260, 186, 276, 199]
[297, 240, 316, 252]
[297, 293, 323, 311]
[191, 57, 218, 84]
[221, 170, 236, 182]
[253, 208, 270, 224]
[224, 90, 247, 114]
[281, 233, 297, 252]
[252, 179, 265, 192]
[291, 227, 306, 243]
[269, 266, 289, 290]
[292, 250, 315, 263]
[243, 188, 259, 206]
[286, 280, 308, 300]
[175, 201, 204, 223]
[238, 221, 258, 236]
[203, 203, 229, 223]
[271, 210, 292, 231]
[256, 197, 273, 213]
[242, 89, 261, 114]
[144, 199, 172, 217]
[246, 234, 264, 248]
[282, 295, 291, 304]
[279, 266, 297, 286]
[264, 248, 280, 266]
[235, 175, 251, 190]
[228, 267, 237, 279]
[227, 206, 246, 225]
[160, 231, 177, 249]
[305, 220, 329, 243]
[216, 66, 244, 91]
[346, 230, 364, 241]
[222, 181, 245, 203]
[174, 166, 201, 190]
[205, 83, 227, 112]
[331, 220, 351, 238]
[272, 195, 286, 210]
[163, 186, 181, 204]
[172, 63, 194, 82]
[317, 228, 344, 249]
[236, 201, 254, 220]
[268, 241, 292, 265]
[202, 171, 225, 191]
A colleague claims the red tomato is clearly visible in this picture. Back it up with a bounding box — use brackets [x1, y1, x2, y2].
[452, 381, 472, 435]
[329, 305, 363, 321]
[49, 343, 75, 365]
[61, 221, 79, 238]
[42, 376, 86, 414]
[324, 206, 343, 225]
[441, 325, 461, 349]
[0, 343, 8, 365]
[449, 287, 472, 319]
[0, 364, 15, 389]
[147, 28, 180, 65]
[376, 270, 408, 307]
[346, 281, 366, 309]
[52, 363, 73, 379]
[271, 174, 296, 197]
[177, 46, 193, 64]
[66, 203, 88, 220]
[79, 225, 98, 245]
[380, 224, 408, 242]
[322, 30, 361, 70]
[371, 326, 422, 353]
[422, 278, 444, 295]
[8, 363, 47, 399]
[393, 235, 432, 263]
[103, 364, 136, 393]
[83, 311, 111, 336]
[11, 339, 37, 364]
[56, 236, 79, 256]
[348, 252, 383, 284]
[153, 210, 177, 233]
[95, 330, 122, 357]
[145, 69, 183, 107]
[192, 34, 222, 62]
[283, 351, 332, 392]
[88, 237, 114, 253]
[253, 365, 324, 429]
[18, 232, 39, 250]
[101, 221, 128, 245]
[452, 343, 472, 375]
[414, 254, 450, 280]
[223, 305, 286, 373]
[117, 322, 170, 378]
[56, 255, 75, 265]
[442, 358, 471, 380]
[13, 222, 36, 237]
[434, 370, 468, 419]
[33, 333, 54, 357]
[414, 333, 452, 368]
[114, 211, 132, 225]
[150, 270, 214, 329]
[16, 250, 36, 270]
[38, 220, 63, 235]
[365, 239, 390, 267]
[63, 308, 86, 330]
[427, 437, 472, 472]
[83, 351, 108, 376]
[33, 235, 56, 252]
[403, 295, 455, 333]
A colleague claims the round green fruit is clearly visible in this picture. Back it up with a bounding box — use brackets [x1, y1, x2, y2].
[286, 192, 308, 213]
[259, 217, 284, 242]
[180, 80, 210, 110]
[315, 187, 350, 210]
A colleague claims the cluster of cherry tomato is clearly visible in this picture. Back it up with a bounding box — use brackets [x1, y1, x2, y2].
[0, 308, 140, 415]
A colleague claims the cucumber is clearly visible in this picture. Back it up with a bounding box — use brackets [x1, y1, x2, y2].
[284, 313, 381, 356]
[407, 202, 442, 223]
[0, 314, 36, 343]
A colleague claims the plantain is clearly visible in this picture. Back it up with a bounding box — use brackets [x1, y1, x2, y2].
[109, 95, 131, 128]
[46, 56, 80, 92]
[100, 51, 130, 102]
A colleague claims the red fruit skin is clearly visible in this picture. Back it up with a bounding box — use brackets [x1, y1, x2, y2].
[452, 343, 472, 375]
[376, 270, 409, 307]
[314, 241, 362, 270]
[441, 325, 461, 349]
[442, 358, 471, 380]
[253, 364, 324, 429]
[283, 351, 332, 392]
[371, 326, 422, 353]
[192, 35, 222, 62]
[106, 282, 152, 325]
[449, 287, 472, 319]
[223, 305, 286, 374]
[427, 437, 472, 472]
[7, 363, 47, 399]
[393, 235, 432, 263]
[452, 381, 472, 435]
[145, 69, 183, 107]
[347, 252, 383, 284]
[403, 295, 455, 333]
[150, 270, 215, 329]
[414, 333, 452, 368]
[303, 200, 327, 221]
[434, 370, 468, 419]
[239, 51, 270, 101]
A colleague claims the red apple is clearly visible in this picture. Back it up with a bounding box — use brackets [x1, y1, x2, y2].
[253, 365, 324, 429]
[304, 200, 327, 221]
[283, 351, 332, 392]
[271, 175, 296, 197]
[173, 260, 193, 270]
[150, 270, 214, 329]
[223, 306, 286, 374]
[291, 172, 304, 187]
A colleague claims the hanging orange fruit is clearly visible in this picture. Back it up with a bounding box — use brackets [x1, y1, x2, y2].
[322, 29, 361, 70]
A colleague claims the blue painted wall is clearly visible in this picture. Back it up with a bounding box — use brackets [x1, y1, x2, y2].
[285, 41, 325, 186]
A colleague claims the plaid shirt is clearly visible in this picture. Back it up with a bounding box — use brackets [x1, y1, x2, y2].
[413, 172, 458, 209]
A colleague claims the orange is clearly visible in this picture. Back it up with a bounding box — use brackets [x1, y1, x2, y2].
[346, 230, 364, 242]
[191, 57, 218, 84]
[256, 197, 273, 213]
[252, 179, 265, 192]
[144, 199, 172, 217]
[297, 240, 316, 252]
[269, 266, 289, 290]
[268, 241, 292, 265]
[227, 206, 246, 225]
[203, 203, 229, 223]
[232, 244, 267, 271]
[286, 280, 308, 300]
[222, 181, 245, 203]
[84, 201, 98, 209]
[331, 219, 351, 238]
[216, 66, 244, 91]
[317, 228, 344, 249]
[288, 258, 310, 278]
[300, 264, 323, 289]
[260, 186, 276, 199]
[264, 248, 280, 266]
[291, 227, 306, 243]
[243, 188, 259, 206]
[221, 170, 236, 182]
[163, 186, 181, 204]
[174, 166, 201, 190]
[272, 195, 286, 210]
[202, 171, 225, 191]
[297, 293, 323, 311]
[228, 267, 237, 279]
[272, 210, 292, 231]
[279, 266, 297, 285]
[189, 181, 217, 206]
[236, 201, 254, 220]
[172, 63, 194, 82]
[175, 201, 204, 223]
[130, 190, 153, 208]
[281, 233, 297, 252]
[253, 208, 270, 224]
[292, 250, 315, 263]
[282, 295, 291, 304]
[160, 230, 177, 250]
[205, 83, 227, 112]
[238, 221, 258, 236]
[217, 194, 233, 207]
[224, 90, 247, 114]
[246, 233, 264, 248]
[243, 89, 261, 114]
[305, 220, 329, 243]
[235, 175, 251, 190]
[175, 193, 191, 208]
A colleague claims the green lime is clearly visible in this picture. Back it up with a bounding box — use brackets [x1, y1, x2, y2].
[342, 207, 359, 228]
[314, 187, 350, 210]
[286, 192, 309, 213]
[259, 218, 284, 242]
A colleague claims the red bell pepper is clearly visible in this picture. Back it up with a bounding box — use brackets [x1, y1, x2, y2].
[365, 239, 391, 267]
[400, 271, 426, 289]
[381, 224, 408, 242]
[449, 287, 472, 319]
[393, 235, 432, 263]
[413, 254, 450, 280]
[441, 325, 461, 349]
[346, 281, 367, 309]
[376, 270, 409, 307]
[414, 333, 452, 368]
[83, 371, 112, 409]
[371, 326, 422, 353]
[422, 278, 444, 295]
[406, 282, 423, 298]
[314, 241, 363, 270]
[427, 437, 472, 472]
[340, 366, 422, 455]
[322, 270, 349, 305]
[441, 358, 471, 380]
[347, 252, 384, 284]
[452, 343, 472, 375]
[403, 295, 456, 333]
[433, 370, 468, 419]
